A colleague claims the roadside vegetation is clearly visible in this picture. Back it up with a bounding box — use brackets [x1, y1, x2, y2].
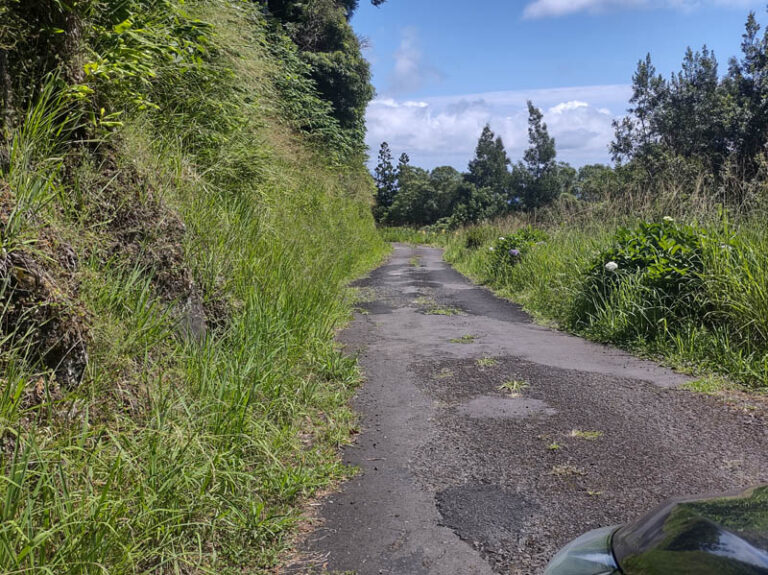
[377, 8, 768, 390]
[0, 0, 387, 572]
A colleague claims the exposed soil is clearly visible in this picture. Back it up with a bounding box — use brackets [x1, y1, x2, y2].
[286, 244, 768, 575]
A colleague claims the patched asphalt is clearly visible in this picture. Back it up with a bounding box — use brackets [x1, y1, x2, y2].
[285, 244, 768, 575]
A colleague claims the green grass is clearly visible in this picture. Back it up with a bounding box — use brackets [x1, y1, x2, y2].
[569, 429, 604, 441]
[0, 1, 388, 573]
[444, 212, 768, 390]
[424, 306, 463, 316]
[498, 380, 529, 393]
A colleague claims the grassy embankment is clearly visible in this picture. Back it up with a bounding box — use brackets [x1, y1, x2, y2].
[440, 198, 768, 390]
[0, 1, 386, 572]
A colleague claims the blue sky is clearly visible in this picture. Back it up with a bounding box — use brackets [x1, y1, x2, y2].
[352, 0, 766, 170]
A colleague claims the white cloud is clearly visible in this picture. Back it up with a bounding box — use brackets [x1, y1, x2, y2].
[549, 100, 589, 114]
[366, 84, 632, 170]
[522, 0, 756, 18]
[389, 28, 442, 94]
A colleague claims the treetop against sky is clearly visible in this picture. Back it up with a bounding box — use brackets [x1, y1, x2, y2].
[353, 0, 766, 169]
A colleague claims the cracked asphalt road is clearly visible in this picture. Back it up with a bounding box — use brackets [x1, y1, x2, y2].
[287, 244, 768, 575]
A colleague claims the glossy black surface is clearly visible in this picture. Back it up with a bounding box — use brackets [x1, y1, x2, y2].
[613, 485, 768, 574]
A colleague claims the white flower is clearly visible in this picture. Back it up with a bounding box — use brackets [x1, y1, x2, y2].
[663, 216, 674, 223]
[488, 247, 495, 252]
[498, 237, 505, 241]
[605, 261, 619, 272]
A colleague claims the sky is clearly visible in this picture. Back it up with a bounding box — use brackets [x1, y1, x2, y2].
[352, 0, 767, 171]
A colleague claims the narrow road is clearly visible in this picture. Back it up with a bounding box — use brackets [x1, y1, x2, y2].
[289, 244, 768, 575]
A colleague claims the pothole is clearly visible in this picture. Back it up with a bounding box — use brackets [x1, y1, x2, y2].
[436, 484, 539, 571]
[458, 396, 556, 419]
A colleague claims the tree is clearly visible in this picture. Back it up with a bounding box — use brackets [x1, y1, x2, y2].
[610, 54, 667, 170]
[661, 46, 729, 173]
[723, 11, 768, 179]
[521, 101, 559, 209]
[386, 166, 437, 226]
[374, 142, 397, 210]
[467, 124, 510, 202]
[396, 152, 411, 189]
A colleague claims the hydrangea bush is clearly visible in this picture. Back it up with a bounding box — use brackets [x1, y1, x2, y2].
[488, 226, 549, 273]
[572, 217, 731, 340]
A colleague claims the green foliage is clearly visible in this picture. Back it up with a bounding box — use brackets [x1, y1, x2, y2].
[489, 226, 549, 273]
[467, 124, 510, 200]
[445, 210, 768, 388]
[263, 0, 376, 155]
[374, 141, 396, 214]
[0, 1, 387, 573]
[573, 218, 711, 338]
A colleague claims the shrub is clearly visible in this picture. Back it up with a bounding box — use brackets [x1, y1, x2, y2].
[488, 226, 549, 273]
[571, 217, 718, 340]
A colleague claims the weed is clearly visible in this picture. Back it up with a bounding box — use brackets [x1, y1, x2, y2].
[435, 368, 453, 379]
[551, 464, 586, 477]
[683, 375, 734, 395]
[548, 442, 562, 451]
[425, 306, 462, 316]
[476, 357, 498, 368]
[450, 334, 477, 344]
[409, 256, 421, 267]
[498, 380, 529, 394]
[569, 429, 604, 441]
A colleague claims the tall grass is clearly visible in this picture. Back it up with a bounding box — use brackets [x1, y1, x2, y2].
[444, 200, 768, 389]
[0, 1, 387, 573]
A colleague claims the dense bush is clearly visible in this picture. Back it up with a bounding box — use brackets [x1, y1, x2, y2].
[489, 226, 549, 274]
[572, 218, 713, 339]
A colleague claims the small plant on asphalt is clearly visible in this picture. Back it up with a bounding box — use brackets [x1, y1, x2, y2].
[476, 357, 498, 368]
[498, 379, 529, 393]
[450, 334, 477, 344]
[551, 464, 586, 477]
[425, 306, 462, 316]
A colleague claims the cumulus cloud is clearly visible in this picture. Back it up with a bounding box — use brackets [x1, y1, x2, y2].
[389, 28, 443, 94]
[522, 0, 755, 18]
[365, 85, 632, 170]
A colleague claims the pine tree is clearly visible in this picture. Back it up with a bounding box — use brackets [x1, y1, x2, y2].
[374, 142, 397, 208]
[396, 152, 411, 189]
[467, 124, 510, 199]
[522, 101, 559, 209]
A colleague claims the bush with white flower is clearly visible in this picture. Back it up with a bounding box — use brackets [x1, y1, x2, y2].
[573, 217, 727, 337]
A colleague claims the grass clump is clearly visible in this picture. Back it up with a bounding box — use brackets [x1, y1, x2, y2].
[425, 306, 463, 316]
[476, 357, 498, 368]
[498, 380, 529, 393]
[450, 334, 477, 344]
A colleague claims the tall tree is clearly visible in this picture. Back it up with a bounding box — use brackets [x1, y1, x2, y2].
[723, 11, 768, 179]
[396, 152, 411, 189]
[610, 54, 667, 169]
[521, 101, 559, 209]
[467, 124, 510, 200]
[374, 142, 397, 209]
